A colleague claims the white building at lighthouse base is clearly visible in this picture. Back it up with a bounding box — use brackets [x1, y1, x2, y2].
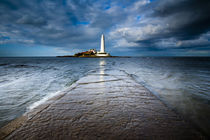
[96, 52, 110, 57]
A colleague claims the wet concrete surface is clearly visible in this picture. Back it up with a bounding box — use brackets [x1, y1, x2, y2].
[0, 69, 205, 139]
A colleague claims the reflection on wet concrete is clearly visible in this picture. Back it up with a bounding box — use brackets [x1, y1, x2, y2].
[0, 69, 205, 139]
[99, 59, 106, 83]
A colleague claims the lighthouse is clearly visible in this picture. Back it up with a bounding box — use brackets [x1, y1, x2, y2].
[96, 34, 110, 57]
[100, 34, 105, 53]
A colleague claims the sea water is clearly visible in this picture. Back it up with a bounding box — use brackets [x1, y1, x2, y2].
[0, 57, 209, 135]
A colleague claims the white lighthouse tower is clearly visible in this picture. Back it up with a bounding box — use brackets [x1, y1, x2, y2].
[100, 34, 105, 53]
[96, 34, 110, 57]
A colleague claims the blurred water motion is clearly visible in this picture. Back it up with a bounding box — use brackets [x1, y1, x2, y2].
[0, 57, 209, 134]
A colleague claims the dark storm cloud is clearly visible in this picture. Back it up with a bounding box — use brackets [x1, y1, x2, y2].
[17, 16, 47, 27]
[0, 0, 210, 56]
[151, 0, 210, 40]
[0, 0, 132, 51]
[109, 0, 210, 56]
[0, 3, 79, 35]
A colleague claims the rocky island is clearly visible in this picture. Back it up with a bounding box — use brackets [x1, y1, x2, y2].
[57, 34, 112, 57]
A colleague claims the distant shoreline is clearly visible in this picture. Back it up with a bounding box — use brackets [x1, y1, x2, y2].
[56, 55, 130, 58]
[1, 56, 210, 58]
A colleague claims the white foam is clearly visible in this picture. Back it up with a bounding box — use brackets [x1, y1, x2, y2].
[27, 89, 66, 111]
[27, 81, 78, 112]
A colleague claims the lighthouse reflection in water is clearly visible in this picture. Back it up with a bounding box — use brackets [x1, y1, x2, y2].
[99, 59, 106, 82]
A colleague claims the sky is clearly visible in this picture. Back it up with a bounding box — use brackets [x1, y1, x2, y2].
[0, 0, 210, 56]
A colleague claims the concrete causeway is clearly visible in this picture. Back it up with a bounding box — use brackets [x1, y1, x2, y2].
[0, 69, 205, 139]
